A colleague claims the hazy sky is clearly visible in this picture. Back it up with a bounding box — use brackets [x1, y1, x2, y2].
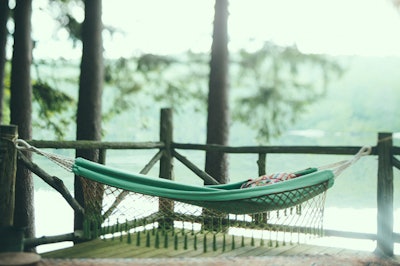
[30, 0, 400, 59]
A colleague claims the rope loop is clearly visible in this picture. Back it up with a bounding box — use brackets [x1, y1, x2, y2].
[319, 145, 372, 177]
[355, 145, 372, 157]
[15, 139, 35, 151]
[15, 139, 74, 172]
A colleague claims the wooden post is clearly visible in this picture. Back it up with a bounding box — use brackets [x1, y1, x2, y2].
[257, 153, 266, 176]
[159, 108, 173, 181]
[376, 132, 393, 256]
[0, 125, 18, 227]
[158, 109, 174, 227]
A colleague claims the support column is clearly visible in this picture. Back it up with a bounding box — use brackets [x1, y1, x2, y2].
[376, 132, 394, 256]
[158, 108, 174, 228]
[0, 125, 18, 227]
[159, 108, 173, 181]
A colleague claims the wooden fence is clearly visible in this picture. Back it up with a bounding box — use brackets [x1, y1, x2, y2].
[0, 108, 399, 256]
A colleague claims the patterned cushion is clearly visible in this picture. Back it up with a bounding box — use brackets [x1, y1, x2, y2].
[240, 172, 298, 188]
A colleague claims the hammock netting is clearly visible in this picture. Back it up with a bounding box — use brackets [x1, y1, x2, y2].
[74, 158, 333, 250]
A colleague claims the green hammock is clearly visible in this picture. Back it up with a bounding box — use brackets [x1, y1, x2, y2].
[14, 140, 372, 250]
[15, 139, 371, 215]
[73, 157, 334, 214]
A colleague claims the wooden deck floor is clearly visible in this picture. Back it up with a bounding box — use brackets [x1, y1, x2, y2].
[40, 231, 400, 265]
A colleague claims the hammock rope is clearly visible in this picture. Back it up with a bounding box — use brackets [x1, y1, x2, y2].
[317, 146, 371, 177]
[15, 139, 74, 172]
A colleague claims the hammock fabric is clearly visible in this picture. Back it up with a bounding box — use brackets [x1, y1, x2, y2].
[73, 157, 334, 214]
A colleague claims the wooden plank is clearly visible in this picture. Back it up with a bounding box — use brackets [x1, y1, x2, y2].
[272, 242, 311, 256]
[224, 243, 294, 257]
[42, 230, 388, 259]
[42, 232, 298, 258]
[294, 244, 330, 255]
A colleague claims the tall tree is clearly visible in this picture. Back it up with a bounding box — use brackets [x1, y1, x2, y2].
[0, 0, 9, 123]
[74, 0, 104, 234]
[10, 0, 35, 245]
[205, 0, 230, 184]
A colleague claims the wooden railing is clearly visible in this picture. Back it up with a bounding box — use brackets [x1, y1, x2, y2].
[1, 108, 399, 256]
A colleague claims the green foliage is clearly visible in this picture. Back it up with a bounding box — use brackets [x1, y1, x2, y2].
[103, 53, 208, 125]
[28, 43, 343, 142]
[48, 0, 84, 47]
[135, 53, 208, 112]
[232, 42, 344, 142]
[103, 58, 142, 120]
[137, 54, 175, 73]
[101, 46, 342, 143]
[46, 0, 120, 47]
[1, 61, 11, 124]
[32, 81, 75, 139]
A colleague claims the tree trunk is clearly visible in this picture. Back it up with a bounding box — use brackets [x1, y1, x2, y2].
[75, 0, 104, 236]
[0, 0, 9, 123]
[10, 0, 34, 248]
[205, 0, 229, 184]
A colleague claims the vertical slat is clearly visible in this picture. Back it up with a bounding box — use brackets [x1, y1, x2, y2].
[0, 125, 18, 227]
[376, 132, 394, 256]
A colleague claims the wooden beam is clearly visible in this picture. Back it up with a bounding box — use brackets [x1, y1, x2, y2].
[102, 150, 163, 221]
[17, 151, 84, 216]
[24, 232, 79, 248]
[173, 150, 219, 185]
[392, 156, 400, 171]
[28, 140, 164, 150]
[173, 143, 377, 155]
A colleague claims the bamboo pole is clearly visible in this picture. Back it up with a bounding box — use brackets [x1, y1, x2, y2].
[376, 132, 394, 257]
[0, 125, 18, 227]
